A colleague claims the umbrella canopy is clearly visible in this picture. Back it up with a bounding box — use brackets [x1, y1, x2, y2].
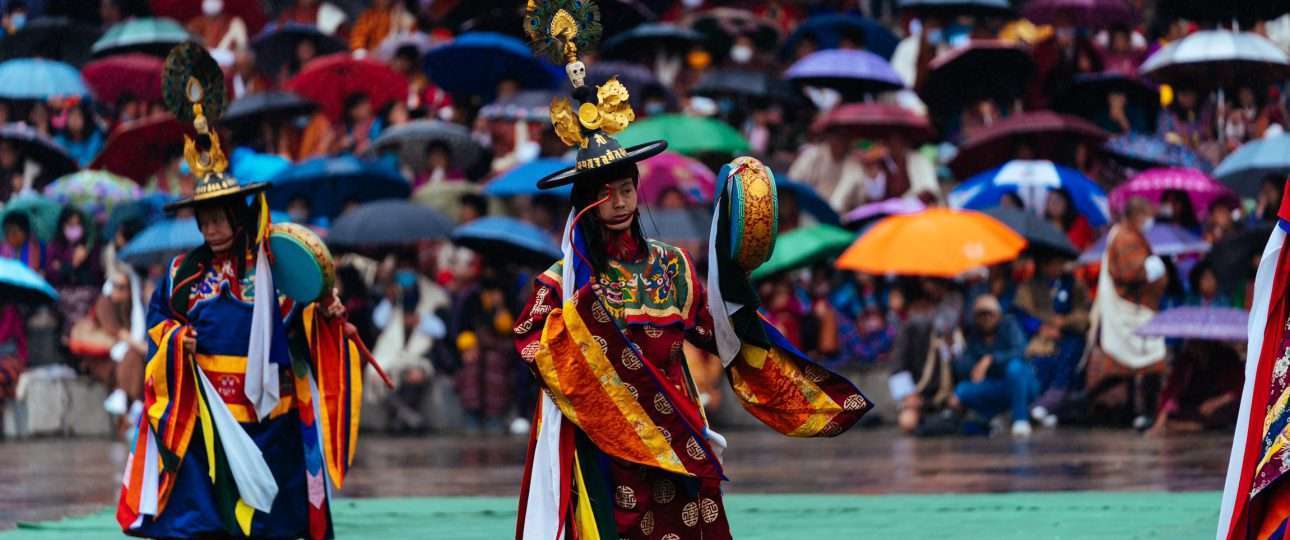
[781, 14, 900, 60]
[1023, 0, 1138, 29]
[919, 41, 1034, 118]
[1139, 30, 1290, 89]
[366, 120, 486, 173]
[375, 32, 434, 63]
[837, 208, 1027, 277]
[250, 23, 348, 81]
[452, 216, 561, 263]
[105, 193, 173, 240]
[1160, 0, 1290, 25]
[89, 114, 187, 184]
[81, 53, 164, 105]
[949, 160, 1111, 227]
[422, 32, 560, 99]
[0, 58, 89, 101]
[751, 224, 856, 281]
[1102, 133, 1213, 173]
[327, 199, 453, 247]
[91, 17, 192, 58]
[478, 90, 556, 122]
[1053, 72, 1159, 128]
[287, 54, 409, 123]
[784, 49, 904, 99]
[0, 257, 58, 303]
[118, 217, 202, 266]
[690, 69, 797, 105]
[778, 177, 842, 226]
[0, 123, 78, 188]
[981, 205, 1079, 258]
[230, 147, 292, 183]
[1214, 134, 1290, 197]
[1110, 168, 1234, 219]
[483, 158, 574, 198]
[42, 170, 141, 222]
[1078, 223, 1210, 264]
[0, 194, 62, 243]
[222, 91, 317, 129]
[1135, 306, 1249, 342]
[811, 102, 935, 144]
[0, 17, 101, 67]
[949, 111, 1109, 179]
[842, 197, 926, 229]
[684, 8, 781, 52]
[618, 114, 750, 156]
[637, 152, 716, 206]
[600, 23, 703, 60]
[897, 0, 1013, 16]
[268, 156, 410, 219]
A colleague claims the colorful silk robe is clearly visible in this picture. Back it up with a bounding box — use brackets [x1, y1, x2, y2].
[116, 253, 364, 539]
[514, 240, 870, 540]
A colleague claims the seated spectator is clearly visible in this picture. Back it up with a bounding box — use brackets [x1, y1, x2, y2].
[1157, 189, 1201, 234]
[54, 103, 104, 167]
[787, 130, 865, 212]
[951, 294, 1037, 437]
[414, 141, 466, 189]
[1203, 195, 1241, 244]
[338, 92, 382, 155]
[890, 278, 964, 435]
[1044, 188, 1096, 250]
[1148, 340, 1242, 436]
[71, 271, 146, 433]
[0, 139, 28, 201]
[0, 302, 26, 401]
[350, 0, 414, 54]
[370, 284, 440, 433]
[1, 212, 43, 272]
[46, 208, 102, 327]
[1187, 260, 1234, 307]
[186, 0, 249, 59]
[1015, 253, 1091, 427]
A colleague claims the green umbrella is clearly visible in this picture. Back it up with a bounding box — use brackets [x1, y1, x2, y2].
[617, 114, 750, 156]
[0, 194, 62, 243]
[751, 224, 856, 281]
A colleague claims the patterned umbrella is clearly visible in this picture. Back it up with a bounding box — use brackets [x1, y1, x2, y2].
[91, 17, 192, 58]
[781, 14, 900, 60]
[452, 216, 561, 262]
[0, 58, 89, 101]
[483, 158, 574, 198]
[82, 54, 164, 105]
[0, 17, 101, 67]
[1136, 306, 1248, 342]
[0, 257, 58, 303]
[784, 49, 904, 99]
[0, 123, 78, 188]
[618, 114, 750, 156]
[1078, 223, 1210, 264]
[1102, 133, 1213, 173]
[637, 152, 716, 206]
[422, 32, 560, 99]
[1023, 0, 1138, 29]
[268, 156, 410, 219]
[287, 54, 409, 123]
[42, 170, 141, 222]
[1110, 168, 1234, 219]
[327, 199, 453, 247]
[919, 41, 1034, 118]
[251, 23, 348, 81]
[1214, 133, 1290, 197]
[949, 111, 1109, 179]
[950, 160, 1111, 227]
[1139, 30, 1290, 89]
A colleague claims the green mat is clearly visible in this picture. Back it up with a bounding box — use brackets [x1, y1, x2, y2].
[5, 492, 1219, 539]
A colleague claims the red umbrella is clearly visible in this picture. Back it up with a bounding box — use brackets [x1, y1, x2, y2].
[90, 114, 225, 184]
[148, 0, 268, 35]
[948, 111, 1108, 179]
[811, 103, 935, 144]
[82, 54, 164, 105]
[287, 54, 409, 123]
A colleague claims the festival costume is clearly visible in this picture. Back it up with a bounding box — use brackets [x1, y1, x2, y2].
[515, 4, 871, 538]
[116, 44, 371, 539]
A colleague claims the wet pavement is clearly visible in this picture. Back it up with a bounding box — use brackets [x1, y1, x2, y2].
[0, 427, 1231, 529]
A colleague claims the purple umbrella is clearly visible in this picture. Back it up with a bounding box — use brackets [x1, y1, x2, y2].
[843, 198, 925, 227]
[1109, 168, 1235, 220]
[784, 49, 903, 99]
[1023, 0, 1138, 29]
[1078, 223, 1209, 264]
[1136, 306, 1248, 342]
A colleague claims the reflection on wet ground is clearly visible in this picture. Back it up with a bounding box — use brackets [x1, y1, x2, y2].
[0, 427, 1229, 529]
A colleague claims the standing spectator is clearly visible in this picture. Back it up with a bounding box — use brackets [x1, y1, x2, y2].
[349, 0, 414, 54]
[187, 0, 250, 59]
[951, 294, 1037, 437]
[1088, 197, 1168, 430]
[1030, 21, 1103, 109]
[54, 103, 104, 167]
[451, 272, 515, 434]
[1015, 253, 1091, 427]
[1, 212, 43, 272]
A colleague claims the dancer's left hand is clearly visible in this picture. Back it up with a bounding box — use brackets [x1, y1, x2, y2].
[322, 288, 346, 319]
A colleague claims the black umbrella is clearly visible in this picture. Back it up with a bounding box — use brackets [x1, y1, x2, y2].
[601, 22, 704, 61]
[365, 120, 487, 173]
[0, 17, 101, 67]
[919, 41, 1034, 119]
[223, 91, 317, 129]
[981, 206, 1079, 258]
[1053, 72, 1159, 128]
[1209, 223, 1274, 288]
[897, 0, 1013, 16]
[328, 200, 454, 248]
[250, 23, 348, 79]
[1159, 0, 1290, 25]
[0, 123, 78, 188]
[690, 69, 800, 106]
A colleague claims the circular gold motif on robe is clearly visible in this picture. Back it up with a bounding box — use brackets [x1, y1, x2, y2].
[843, 394, 865, 411]
[623, 383, 638, 399]
[520, 342, 541, 362]
[654, 393, 674, 415]
[804, 365, 828, 383]
[686, 437, 707, 461]
[658, 426, 672, 444]
[591, 301, 610, 323]
[701, 498, 720, 523]
[681, 502, 699, 527]
[645, 326, 664, 339]
[621, 349, 643, 370]
[820, 421, 841, 436]
[615, 485, 637, 509]
[662, 534, 680, 540]
[640, 511, 655, 535]
[593, 335, 609, 354]
[652, 479, 676, 504]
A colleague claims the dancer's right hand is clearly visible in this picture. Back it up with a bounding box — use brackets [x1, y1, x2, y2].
[183, 330, 197, 356]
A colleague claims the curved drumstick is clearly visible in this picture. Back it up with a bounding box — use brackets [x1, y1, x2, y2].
[344, 323, 395, 390]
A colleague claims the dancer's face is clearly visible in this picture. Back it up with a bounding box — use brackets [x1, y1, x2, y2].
[196, 206, 236, 255]
[596, 177, 638, 232]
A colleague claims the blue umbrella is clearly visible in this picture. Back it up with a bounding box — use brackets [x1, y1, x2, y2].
[1214, 133, 1290, 197]
[776, 176, 841, 226]
[267, 155, 410, 219]
[483, 158, 574, 198]
[231, 147, 292, 183]
[0, 58, 89, 101]
[0, 257, 57, 303]
[452, 216, 561, 262]
[784, 49, 903, 98]
[423, 32, 560, 99]
[118, 217, 202, 266]
[949, 160, 1110, 227]
[1102, 133, 1213, 173]
[104, 193, 173, 240]
[781, 14, 900, 60]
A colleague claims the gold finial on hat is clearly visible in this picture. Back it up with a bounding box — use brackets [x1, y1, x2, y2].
[162, 43, 229, 181]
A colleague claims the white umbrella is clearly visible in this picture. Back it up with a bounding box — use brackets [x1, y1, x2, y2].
[1139, 30, 1290, 88]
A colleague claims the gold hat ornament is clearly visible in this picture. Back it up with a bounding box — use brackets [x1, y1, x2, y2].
[162, 42, 268, 211]
[523, 0, 667, 190]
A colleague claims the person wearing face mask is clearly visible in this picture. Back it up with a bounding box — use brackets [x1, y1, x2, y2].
[728, 34, 756, 66]
[46, 207, 103, 324]
[1, 1, 27, 37]
[187, 0, 249, 58]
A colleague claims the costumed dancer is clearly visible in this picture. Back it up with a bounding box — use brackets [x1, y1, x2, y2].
[514, 3, 872, 539]
[1218, 179, 1290, 539]
[116, 43, 380, 539]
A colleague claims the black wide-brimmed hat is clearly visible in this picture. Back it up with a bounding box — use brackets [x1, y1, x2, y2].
[524, 0, 667, 191]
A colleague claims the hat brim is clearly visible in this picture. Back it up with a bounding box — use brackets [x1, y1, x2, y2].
[536, 140, 668, 190]
[164, 182, 270, 212]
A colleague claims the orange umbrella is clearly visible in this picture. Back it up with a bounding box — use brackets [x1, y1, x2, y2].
[836, 207, 1027, 277]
